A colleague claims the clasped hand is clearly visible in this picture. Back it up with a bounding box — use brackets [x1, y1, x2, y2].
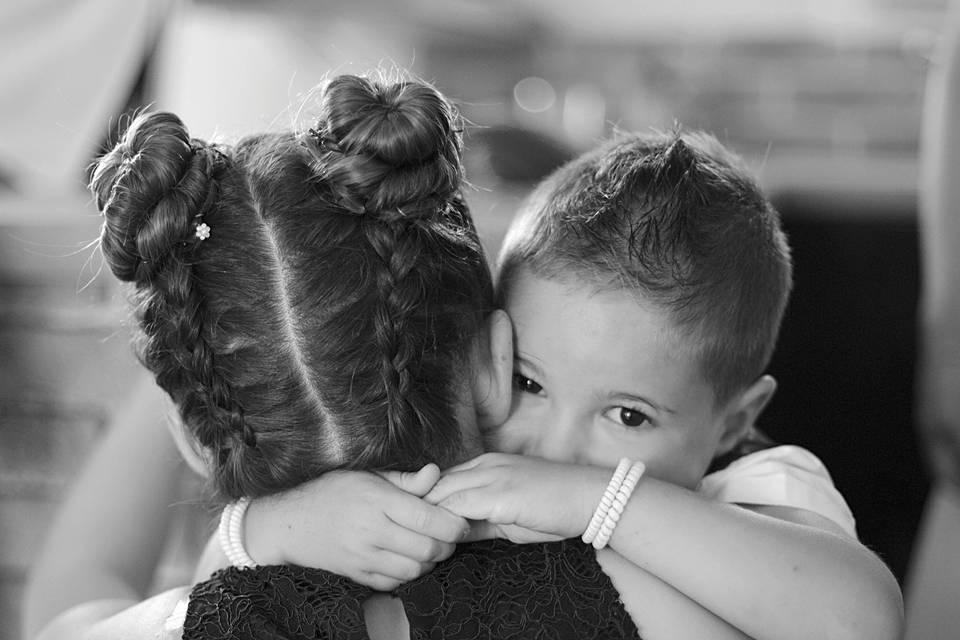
[252, 454, 608, 590]
[425, 453, 607, 543]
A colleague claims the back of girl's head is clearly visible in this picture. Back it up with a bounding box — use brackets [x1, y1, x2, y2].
[92, 74, 493, 499]
[498, 129, 792, 405]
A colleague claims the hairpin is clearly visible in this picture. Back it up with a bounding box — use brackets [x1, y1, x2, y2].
[195, 222, 211, 241]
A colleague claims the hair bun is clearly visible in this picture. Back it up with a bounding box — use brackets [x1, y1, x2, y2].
[92, 111, 218, 283]
[312, 75, 463, 217]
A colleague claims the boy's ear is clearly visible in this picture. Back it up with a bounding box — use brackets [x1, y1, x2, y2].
[472, 309, 513, 430]
[717, 374, 777, 454]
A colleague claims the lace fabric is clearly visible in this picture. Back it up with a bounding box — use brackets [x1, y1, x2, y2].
[183, 539, 642, 639]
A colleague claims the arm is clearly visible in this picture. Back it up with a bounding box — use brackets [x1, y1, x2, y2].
[32, 587, 191, 640]
[22, 374, 188, 640]
[429, 453, 903, 640]
[917, 0, 960, 490]
[239, 464, 471, 591]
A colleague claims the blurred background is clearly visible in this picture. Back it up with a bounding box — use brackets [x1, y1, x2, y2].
[0, 0, 950, 638]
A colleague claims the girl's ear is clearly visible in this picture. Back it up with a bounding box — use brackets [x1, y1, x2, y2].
[472, 309, 514, 430]
[717, 374, 777, 454]
[163, 399, 211, 478]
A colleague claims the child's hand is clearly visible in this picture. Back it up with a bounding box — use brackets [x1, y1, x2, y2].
[424, 453, 610, 541]
[462, 519, 567, 545]
[246, 463, 470, 591]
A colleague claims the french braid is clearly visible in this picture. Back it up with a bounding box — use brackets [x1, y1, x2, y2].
[304, 75, 487, 469]
[94, 114, 257, 492]
[93, 73, 494, 499]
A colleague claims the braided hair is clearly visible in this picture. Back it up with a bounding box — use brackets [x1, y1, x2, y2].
[93, 75, 493, 499]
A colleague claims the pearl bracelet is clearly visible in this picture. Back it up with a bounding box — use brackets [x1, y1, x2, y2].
[582, 458, 646, 550]
[218, 497, 256, 568]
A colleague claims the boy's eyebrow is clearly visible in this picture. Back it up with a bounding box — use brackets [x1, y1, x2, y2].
[607, 391, 678, 415]
[513, 354, 545, 378]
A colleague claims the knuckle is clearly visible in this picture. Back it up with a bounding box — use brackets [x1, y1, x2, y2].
[435, 542, 455, 561]
[442, 491, 464, 508]
[411, 538, 437, 562]
[402, 560, 423, 581]
[436, 522, 463, 543]
[414, 508, 433, 532]
[366, 571, 399, 592]
[380, 577, 401, 591]
[424, 538, 443, 560]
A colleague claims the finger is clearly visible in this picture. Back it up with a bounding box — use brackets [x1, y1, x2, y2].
[385, 498, 470, 543]
[500, 524, 566, 544]
[355, 571, 402, 592]
[378, 515, 460, 561]
[438, 452, 506, 476]
[367, 548, 435, 583]
[433, 539, 457, 562]
[435, 489, 501, 522]
[424, 466, 498, 505]
[379, 463, 441, 497]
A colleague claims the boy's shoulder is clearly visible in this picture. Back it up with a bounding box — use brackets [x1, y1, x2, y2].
[700, 429, 857, 537]
[706, 427, 778, 475]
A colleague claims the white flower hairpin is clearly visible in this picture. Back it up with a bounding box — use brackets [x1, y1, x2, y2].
[195, 222, 211, 241]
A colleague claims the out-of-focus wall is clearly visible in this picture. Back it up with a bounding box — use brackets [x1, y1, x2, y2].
[0, 2, 949, 638]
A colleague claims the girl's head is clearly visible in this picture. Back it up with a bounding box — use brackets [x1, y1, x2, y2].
[93, 74, 501, 499]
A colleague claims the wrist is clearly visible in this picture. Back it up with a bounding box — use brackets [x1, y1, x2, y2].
[244, 495, 287, 566]
[578, 465, 615, 533]
[582, 459, 646, 549]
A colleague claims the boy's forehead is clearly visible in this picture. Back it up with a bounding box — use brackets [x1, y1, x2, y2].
[505, 270, 687, 364]
[504, 268, 650, 320]
[505, 269, 715, 413]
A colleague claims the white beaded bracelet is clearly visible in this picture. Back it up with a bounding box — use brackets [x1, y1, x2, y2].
[218, 497, 256, 568]
[592, 461, 645, 549]
[582, 458, 631, 545]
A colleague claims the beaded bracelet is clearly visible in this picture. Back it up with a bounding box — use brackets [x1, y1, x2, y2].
[582, 458, 646, 550]
[218, 497, 256, 568]
[582, 458, 631, 545]
[592, 460, 645, 549]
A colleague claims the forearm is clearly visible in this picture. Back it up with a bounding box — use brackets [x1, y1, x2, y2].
[607, 476, 903, 640]
[920, 1, 960, 327]
[23, 377, 185, 639]
[596, 548, 752, 640]
[33, 587, 191, 640]
[917, 0, 960, 488]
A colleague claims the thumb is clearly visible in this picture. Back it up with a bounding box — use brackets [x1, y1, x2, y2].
[379, 463, 441, 497]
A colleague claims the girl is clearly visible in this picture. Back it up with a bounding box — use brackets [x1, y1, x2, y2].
[27, 73, 646, 640]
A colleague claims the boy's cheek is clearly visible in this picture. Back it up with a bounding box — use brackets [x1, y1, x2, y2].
[480, 422, 529, 455]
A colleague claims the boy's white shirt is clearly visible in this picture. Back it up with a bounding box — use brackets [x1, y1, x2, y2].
[697, 444, 858, 538]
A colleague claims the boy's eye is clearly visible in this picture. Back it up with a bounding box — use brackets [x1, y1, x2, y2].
[513, 373, 543, 395]
[604, 406, 650, 428]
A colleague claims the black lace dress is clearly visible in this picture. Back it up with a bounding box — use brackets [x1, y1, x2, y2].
[183, 538, 642, 639]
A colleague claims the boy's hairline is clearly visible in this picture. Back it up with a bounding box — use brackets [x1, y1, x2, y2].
[495, 257, 750, 411]
[492, 126, 788, 412]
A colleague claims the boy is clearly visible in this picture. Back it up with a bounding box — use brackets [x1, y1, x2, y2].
[213, 129, 904, 638]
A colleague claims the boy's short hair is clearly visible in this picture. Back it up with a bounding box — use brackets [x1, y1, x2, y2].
[497, 129, 792, 405]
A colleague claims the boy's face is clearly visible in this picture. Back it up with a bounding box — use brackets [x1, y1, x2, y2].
[491, 269, 730, 489]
